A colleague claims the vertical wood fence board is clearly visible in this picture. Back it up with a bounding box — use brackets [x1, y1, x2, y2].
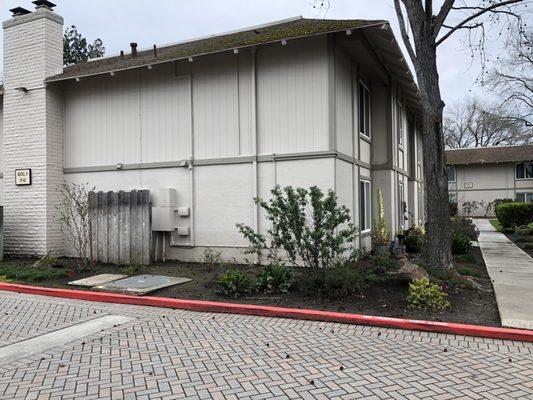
[108, 192, 119, 265]
[89, 190, 151, 266]
[119, 191, 131, 265]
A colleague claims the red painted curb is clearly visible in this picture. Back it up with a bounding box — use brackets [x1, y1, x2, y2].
[0, 281, 531, 342]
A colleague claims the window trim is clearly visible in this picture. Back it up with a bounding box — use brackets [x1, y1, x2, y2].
[447, 166, 456, 183]
[358, 80, 371, 140]
[398, 182, 405, 231]
[360, 179, 372, 233]
[515, 162, 533, 180]
[516, 192, 533, 203]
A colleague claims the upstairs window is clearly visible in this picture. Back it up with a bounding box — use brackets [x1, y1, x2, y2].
[447, 166, 456, 183]
[397, 103, 404, 146]
[359, 82, 371, 139]
[516, 162, 533, 179]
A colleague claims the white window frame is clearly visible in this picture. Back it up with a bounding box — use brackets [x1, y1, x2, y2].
[516, 192, 533, 203]
[447, 166, 456, 183]
[358, 80, 371, 139]
[360, 179, 372, 233]
[515, 162, 533, 180]
[397, 102, 404, 147]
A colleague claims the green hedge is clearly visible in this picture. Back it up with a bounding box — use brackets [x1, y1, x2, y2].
[495, 202, 533, 229]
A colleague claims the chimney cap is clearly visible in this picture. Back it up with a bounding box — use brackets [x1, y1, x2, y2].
[32, 0, 57, 10]
[9, 7, 31, 16]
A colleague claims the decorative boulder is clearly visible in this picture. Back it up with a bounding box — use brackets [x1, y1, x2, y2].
[393, 259, 429, 283]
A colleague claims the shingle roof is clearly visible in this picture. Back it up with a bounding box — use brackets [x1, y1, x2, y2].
[446, 145, 533, 165]
[47, 17, 383, 82]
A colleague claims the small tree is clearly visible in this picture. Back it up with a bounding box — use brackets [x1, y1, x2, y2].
[461, 201, 479, 218]
[236, 186, 357, 269]
[55, 182, 94, 269]
[63, 25, 105, 67]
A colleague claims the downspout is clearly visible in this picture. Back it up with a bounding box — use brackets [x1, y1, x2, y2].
[188, 74, 195, 248]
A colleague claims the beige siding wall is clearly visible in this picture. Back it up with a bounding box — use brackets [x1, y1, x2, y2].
[257, 36, 329, 154]
[448, 162, 533, 217]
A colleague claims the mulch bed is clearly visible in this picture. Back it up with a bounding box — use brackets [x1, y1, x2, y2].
[0, 247, 500, 327]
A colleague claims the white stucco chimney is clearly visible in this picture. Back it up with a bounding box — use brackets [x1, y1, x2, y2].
[2, 1, 64, 256]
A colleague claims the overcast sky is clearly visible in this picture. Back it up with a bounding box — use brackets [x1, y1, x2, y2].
[1, 0, 530, 108]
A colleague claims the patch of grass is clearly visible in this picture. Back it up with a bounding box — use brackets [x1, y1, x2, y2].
[122, 265, 144, 276]
[489, 219, 502, 231]
[455, 266, 480, 278]
[453, 254, 476, 264]
[0, 263, 69, 282]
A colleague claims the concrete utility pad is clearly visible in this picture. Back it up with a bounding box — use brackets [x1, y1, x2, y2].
[68, 274, 126, 287]
[94, 275, 191, 295]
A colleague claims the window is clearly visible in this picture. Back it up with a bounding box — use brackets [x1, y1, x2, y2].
[397, 103, 404, 146]
[516, 162, 533, 179]
[516, 192, 533, 203]
[360, 180, 371, 232]
[447, 166, 456, 183]
[359, 82, 371, 138]
[398, 182, 405, 230]
[449, 193, 457, 202]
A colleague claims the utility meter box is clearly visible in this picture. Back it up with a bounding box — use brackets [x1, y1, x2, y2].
[158, 188, 177, 207]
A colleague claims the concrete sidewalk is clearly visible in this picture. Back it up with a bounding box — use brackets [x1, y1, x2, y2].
[475, 218, 533, 330]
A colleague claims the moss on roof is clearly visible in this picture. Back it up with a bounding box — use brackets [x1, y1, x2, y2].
[47, 18, 386, 82]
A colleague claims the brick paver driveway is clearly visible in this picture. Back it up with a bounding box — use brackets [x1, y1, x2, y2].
[0, 291, 532, 400]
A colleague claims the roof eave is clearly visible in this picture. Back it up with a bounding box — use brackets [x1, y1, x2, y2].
[45, 21, 389, 84]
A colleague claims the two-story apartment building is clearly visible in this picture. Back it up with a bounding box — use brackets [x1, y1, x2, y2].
[0, 2, 424, 260]
[447, 145, 533, 217]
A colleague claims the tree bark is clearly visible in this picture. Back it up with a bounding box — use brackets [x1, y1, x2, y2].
[414, 32, 453, 269]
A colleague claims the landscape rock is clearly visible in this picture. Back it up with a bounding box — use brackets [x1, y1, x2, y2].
[392, 259, 429, 283]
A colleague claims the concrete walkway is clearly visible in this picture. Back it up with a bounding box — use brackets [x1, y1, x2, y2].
[475, 218, 533, 330]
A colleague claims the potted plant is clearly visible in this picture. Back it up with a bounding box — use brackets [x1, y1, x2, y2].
[371, 189, 391, 254]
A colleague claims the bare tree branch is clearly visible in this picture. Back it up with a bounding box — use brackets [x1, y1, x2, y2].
[433, 0, 456, 36]
[436, 0, 523, 46]
[393, 0, 417, 63]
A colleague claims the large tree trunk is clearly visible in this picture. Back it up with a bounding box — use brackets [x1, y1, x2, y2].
[415, 41, 453, 269]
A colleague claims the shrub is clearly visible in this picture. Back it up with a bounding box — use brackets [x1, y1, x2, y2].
[495, 202, 533, 229]
[449, 201, 458, 217]
[201, 248, 223, 267]
[216, 269, 253, 298]
[0, 264, 68, 282]
[299, 263, 363, 299]
[404, 234, 425, 253]
[452, 232, 471, 255]
[461, 201, 479, 217]
[493, 198, 515, 208]
[406, 278, 451, 311]
[450, 217, 479, 241]
[237, 186, 357, 269]
[256, 262, 293, 294]
[524, 243, 533, 250]
[369, 254, 397, 274]
[513, 227, 532, 242]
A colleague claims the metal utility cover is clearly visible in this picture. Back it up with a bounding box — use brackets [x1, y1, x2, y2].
[94, 275, 191, 295]
[68, 274, 127, 287]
